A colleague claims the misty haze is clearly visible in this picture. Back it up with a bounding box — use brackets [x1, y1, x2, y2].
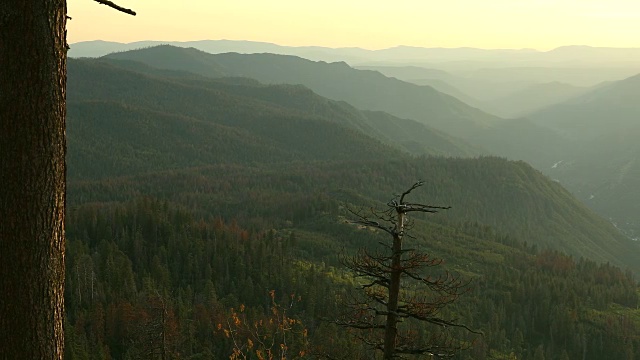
[3, 1, 640, 359]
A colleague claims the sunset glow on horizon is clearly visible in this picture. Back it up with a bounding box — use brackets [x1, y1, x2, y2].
[67, 0, 640, 50]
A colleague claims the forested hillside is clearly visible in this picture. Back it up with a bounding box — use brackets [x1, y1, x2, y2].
[526, 73, 640, 238]
[68, 58, 477, 179]
[65, 198, 640, 360]
[68, 157, 640, 275]
[95, 47, 595, 185]
[64, 56, 640, 359]
[104, 46, 503, 139]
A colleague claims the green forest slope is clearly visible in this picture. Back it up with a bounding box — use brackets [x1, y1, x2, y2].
[64, 55, 640, 360]
[526, 73, 640, 237]
[67, 58, 640, 273]
[68, 58, 477, 179]
[104, 45, 503, 139]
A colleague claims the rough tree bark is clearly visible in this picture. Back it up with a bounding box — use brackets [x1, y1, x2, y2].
[0, 0, 68, 359]
[0, 1, 134, 358]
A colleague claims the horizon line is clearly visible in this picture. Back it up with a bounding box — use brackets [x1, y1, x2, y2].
[68, 39, 640, 52]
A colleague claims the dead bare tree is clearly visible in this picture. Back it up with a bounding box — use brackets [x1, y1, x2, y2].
[336, 182, 478, 359]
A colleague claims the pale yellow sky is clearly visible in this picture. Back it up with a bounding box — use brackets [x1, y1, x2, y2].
[67, 0, 640, 50]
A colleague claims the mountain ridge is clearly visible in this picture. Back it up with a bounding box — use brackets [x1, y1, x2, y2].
[68, 57, 478, 161]
[525, 73, 640, 237]
[66, 56, 640, 274]
[103, 45, 504, 139]
[71, 39, 640, 64]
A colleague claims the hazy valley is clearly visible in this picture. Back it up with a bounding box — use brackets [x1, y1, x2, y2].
[60, 41, 640, 359]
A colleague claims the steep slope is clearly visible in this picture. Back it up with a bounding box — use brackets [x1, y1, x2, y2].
[408, 78, 482, 107]
[66, 57, 640, 272]
[104, 45, 503, 139]
[95, 49, 580, 166]
[546, 128, 640, 238]
[67, 156, 640, 274]
[69, 58, 477, 159]
[526, 73, 640, 237]
[354, 65, 452, 81]
[359, 111, 478, 156]
[527, 73, 640, 138]
[353, 65, 483, 106]
[64, 188, 640, 360]
[205, 82, 479, 156]
[407, 73, 536, 105]
[68, 100, 402, 179]
[67, 59, 410, 179]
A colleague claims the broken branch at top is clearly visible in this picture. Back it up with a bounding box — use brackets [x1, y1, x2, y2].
[93, 0, 136, 16]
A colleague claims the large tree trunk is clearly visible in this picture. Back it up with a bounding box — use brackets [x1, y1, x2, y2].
[0, 0, 67, 359]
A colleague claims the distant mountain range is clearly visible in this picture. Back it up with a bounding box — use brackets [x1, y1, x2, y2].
[482, 82, 588, 118]
[357, 59, 640, 240]
[103, 45, 503, 139]
[527, 74, 640, 137]
[70, 40, 640, 66]
[71, 40, 640, 114]
[71, 41, 640, 88]
[67, 58, 477, 179]
[87, 45, 640, 237]
[98, 46, 581, 167]
[60, 42, 640, 360]
[356, 64, 638, 109]
[66, 52, 640, 273]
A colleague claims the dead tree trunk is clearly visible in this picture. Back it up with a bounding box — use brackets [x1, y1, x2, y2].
[338, 182, 478, 359]
[0, 1, 68, 359]
[383, 211, 404, 359]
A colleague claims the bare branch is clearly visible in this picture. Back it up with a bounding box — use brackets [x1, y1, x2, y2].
[346, 206, 396, 235]
[402, 203, 451, 213]
[93, 0, 136, 15]
[399, 181, 424, 204]
[338, 182, 478, 359]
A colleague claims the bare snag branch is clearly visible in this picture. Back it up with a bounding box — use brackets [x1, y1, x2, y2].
[399, 181, 424, 204]
[338, 182, 478, 359]
[92, 0, 137, 16]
